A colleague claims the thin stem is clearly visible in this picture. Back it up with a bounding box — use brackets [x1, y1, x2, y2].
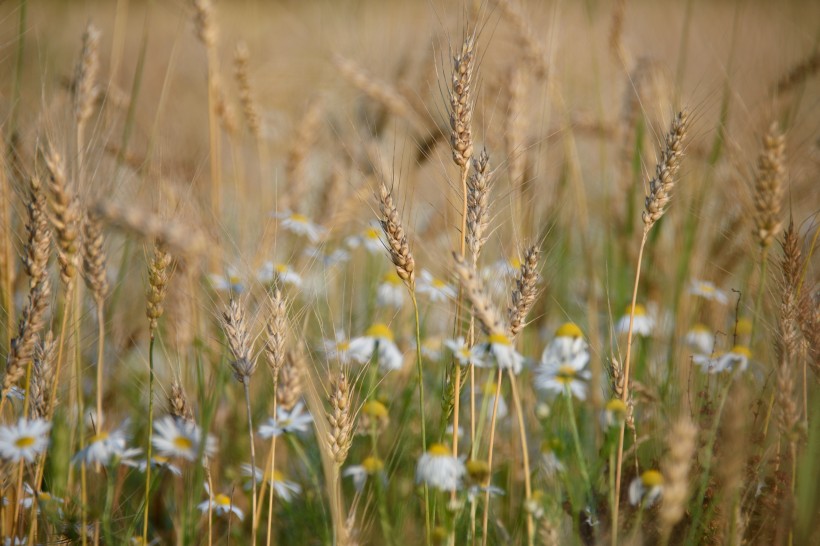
[481, 368, 503, 546]
[411, 292, 431, 546]
[751, 249, 769, 344]
[613, 228, 648, 546]
[244, 381, 258, 544]
[96, 300, 105, 430]
[508, 371, 534, 546]
[143, 334, 156, 540]
[565, 387, 591, 494]
[265, 396, 278, 545]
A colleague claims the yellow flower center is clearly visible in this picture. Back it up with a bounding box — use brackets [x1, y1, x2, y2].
[641, 470, 664, 487]
[90, 432, 109, 443]
[731, 345, 752, 358]
[366, 323, 394, 341]
[605, 398, 627, 416]
[555, 322, 583, 339]
[365, 227, 380, 239]
[736, 318, 752, 336]
[362, 400, 388, 418]
[228, 274, 241, 285]
[556, 365, 577, 383]
[272, 470, 285, 482]
[290, 213, 309, 224]
[466, 459, 490, 484]
[626, 304, 647, 316]
[509, 257, 522, 269]
[482, 381, 497, 396]
[432, 278, 447, 288]
[690, 323, 710, 334]
[275, 264, 288, 274]
[362, 456, 384, 473]
[383, 271, 402, 285]
[459, 347, 471, 359]
[214, 494, 232, 507]
[14, 436, 36, 448]
[487, 333, 511, 346]
[154, 455, 170, 464]
[38, 492, 52, 501]
[698, 282, 714, 293]
[173, 436, 193, 450]
[428, 443, 450, 457]
[541, 437, 563, 454]
[336, 340, 350, 351]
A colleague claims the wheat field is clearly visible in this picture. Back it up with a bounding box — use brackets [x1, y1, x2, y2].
[0, 0, 818, 544]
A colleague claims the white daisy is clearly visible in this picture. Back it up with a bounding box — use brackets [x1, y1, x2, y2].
[346, 225, 383, 253]
[415, 443, 466, 491]
[323, 330, 352, 364]
[258, 262, 303, 288]
[467, 484, 505, 502]
[601, 398, 628, 429]
[694, 345, 751, 374]
[467, 381, 508, 419]
[348, 323, 404, 372]
[540, 438, 566, 479]
[343, 456, 386, 492]
[685, 323, 714, 355]
[0, 418, 51, 463]
[615, 304, 654, 337]
[688, 279, 728, 304]
[376, 271, 405, 308]
[445, 337, 482, 367]
[240, 465, 302, 502]
[208, 267, 244, 293]
[304, 246, 350, 267]
[123, 455, 183, 477]
[470, 334, 524, 374]
[73, 421, 131, 466]
[3, 537, 26, 545]
[275, 211, 326, 243]
[152, 416, 217, 461]
[492, 256, 522, 278]
[19, 483, 64, 514]
[628, 470, 664, 507]
[416, 270, 457, 302]
[419, 337, 443, 361]
[258, 401, 313, 438]
[535, 323, 591, 399]
[198, 484, 244, 520]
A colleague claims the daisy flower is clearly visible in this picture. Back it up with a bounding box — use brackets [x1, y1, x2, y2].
[628, 470, 664, 507]
[415, 443, 466, 491]
[357, 400, 389, 435]
[416, 270, 457, 302]
[208, 267, 244, 293]
[615, 304, 654, 337]
[540, 438, 566, 479]
[601, 398, 628, 429]
[343, 455, 385, 492]
[688, 279, 728, 304]
[258, 401, 313, 438]
[376, 271, 405, 308]
[258, 262, 303, 288]
[685, 323, 714, 355]
[123, 454, 183, 477]
[467, 381, 508, 419]
[198, 484, 243, 520]
[323, 330, 352, 363]
[470, 333, 524, 374]
[535, 323, 591, 400]
[346, 224, 384, 253]
[445, 337, 482, 367]
[304, 246, 349, 267]
[492, 256, 522, 278]
[0, 418, 51, 463]
[348, 323, 404, 372]
[240, 465, 302, 502]
[467, 484, 505, 503]
[274, 211, 326, 242]
[694, 345, 751, 374]
[20, 483, 64, 514]
[152, 416, 217, 461]
[73, 421, 132, 466]
[735, 317, 753, 338]
[3, 536, 26, 545]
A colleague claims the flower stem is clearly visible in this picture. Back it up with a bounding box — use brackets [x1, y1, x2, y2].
[411, 292, 431, 546]
[143, 334, 155, 540]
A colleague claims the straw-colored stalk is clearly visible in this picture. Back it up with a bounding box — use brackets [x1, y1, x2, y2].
[82, 211, 108, 428]
[613, 110, 688, 545]
[74, 22, 100, 174]
[221, 297, 258, 542]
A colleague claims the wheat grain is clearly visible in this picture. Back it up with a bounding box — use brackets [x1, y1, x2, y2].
[222, 298, 257, 383]
[642, 110, 689, 229]
[377, 182, 415, 288]
[508, 244, 540, 339]
[752, 122, 785, 250]
[327, 372, 354, 465]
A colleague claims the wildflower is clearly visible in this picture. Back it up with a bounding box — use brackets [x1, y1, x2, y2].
[357, 400, 390, 435]
[258, 401, 314, 438]
[208, 267, 244, 293]
[323, 330, 351, 363]
[688, 279, 728, 304]
[348, 323, 404, 372]
[3, 537, 26, 545]
[415, 443, 466, 491]
[467, 483, 505, 502]
[274, 211, 325, 242]
[304, 246, 349, 267]
[524, 490, 546, 519]
[19, 483, 64, 515]
[471, 333, 524, 374]
[629, 469, 664, 507]
[735, 317, 753, 337]
[197, 484, 244, 520]
[151, 416, 217, 461]
[694, 345, 751, 374]
[535, 323, 591, 400]
[540, 438, 566, 479]
[0, 418, 51, 463]
[417, 270, 457, 302]
[346, 224, 384, 253]
[258, 261, 303, 288]
[73, 421, 132, 466]
[492, 256, 522, 278]
[601, 399, 628, 429]
[376, 271, 405, 308]
[616, 304, 654, 337]
[685, 323, 714, 355]
[467, 381, 508, 419]
[343, 456, 386, 492]
[124, 455, 183, 477]
[240, 465, 302, 502]
[445, 337, 482, 367]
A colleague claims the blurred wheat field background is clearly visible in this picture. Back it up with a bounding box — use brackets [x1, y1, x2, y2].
[0, 0, 818, 544]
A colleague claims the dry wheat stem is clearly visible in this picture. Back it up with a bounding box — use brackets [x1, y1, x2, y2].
[481, 368, 504, 546]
